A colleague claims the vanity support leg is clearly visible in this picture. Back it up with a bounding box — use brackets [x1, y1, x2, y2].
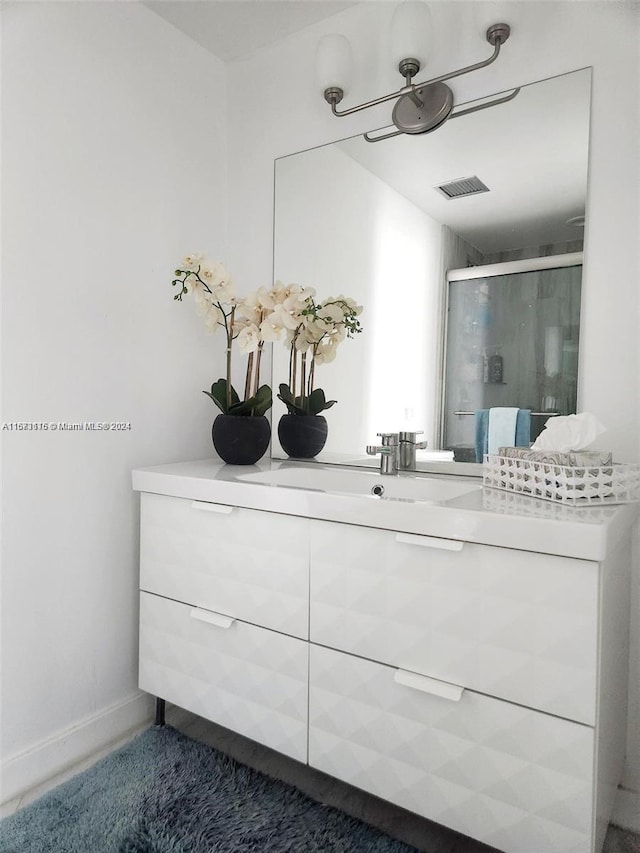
[155, 697, 166, 727]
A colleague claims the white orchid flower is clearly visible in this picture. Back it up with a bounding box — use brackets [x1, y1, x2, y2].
[236, 323, 261, 354]
[329, 324, 347, 343]
[294, 331, 313, 353]
[260, 317, 283, 342]
[257, 286, 277, 310]
[335, 294, 363, 314]
[199, 259, 234, 301]
[317, 303, 345, 324]
[314, 337, 339, 364]
[304, 318, 327, 343]
[282, 291, 308, 315]
[273, 282, 311, 305]
[212, 278, 235, 304]
[236, 298, 261, 326]
[181, 253, 203, 271]
[271, 303, 302, 331]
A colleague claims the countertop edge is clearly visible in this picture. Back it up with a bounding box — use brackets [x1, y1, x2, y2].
[131, 461, 638, 561]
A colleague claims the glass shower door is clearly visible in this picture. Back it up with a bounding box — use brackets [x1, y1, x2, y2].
[442, 261, 582, 461]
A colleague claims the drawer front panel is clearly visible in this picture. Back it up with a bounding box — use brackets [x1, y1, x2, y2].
[140, 493, 309, 639]
[310, 521, 598, 723]
[139, 592, 308, 762]
[309, 645, 594, 853]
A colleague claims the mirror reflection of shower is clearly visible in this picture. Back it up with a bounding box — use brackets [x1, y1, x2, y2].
[442, 255, 582, 462]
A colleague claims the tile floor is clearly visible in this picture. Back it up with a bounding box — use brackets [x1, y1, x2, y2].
[2, 705, 639, 853]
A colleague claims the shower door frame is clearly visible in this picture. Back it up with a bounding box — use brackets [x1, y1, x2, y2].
[438, 251, 584, 455]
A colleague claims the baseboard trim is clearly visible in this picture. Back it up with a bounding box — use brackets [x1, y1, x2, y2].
[612, 786, 640, 833]
[1, 691, 155, 805]
[4, 696, 638, 836]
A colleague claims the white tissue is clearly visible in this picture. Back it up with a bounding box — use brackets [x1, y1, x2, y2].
[531, 412, 606, 453]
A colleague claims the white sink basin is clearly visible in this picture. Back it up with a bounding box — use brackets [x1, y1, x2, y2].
[238, 466, 481, 503]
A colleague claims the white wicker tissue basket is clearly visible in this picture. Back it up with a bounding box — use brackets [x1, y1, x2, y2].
[483, 454, 640, 505]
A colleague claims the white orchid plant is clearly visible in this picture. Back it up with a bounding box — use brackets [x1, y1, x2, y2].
[277, 289, 363, 416]
[172, 254, 282, 416]
[172, 255, 362, 418]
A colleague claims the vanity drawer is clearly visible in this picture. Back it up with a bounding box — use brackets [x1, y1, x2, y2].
[139, 592, 308, 762]
[310, 521, 599, 724]
[309, 644, 594, 853]
[140, 492, 309, 639]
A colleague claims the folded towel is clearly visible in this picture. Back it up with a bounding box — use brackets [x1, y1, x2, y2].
[488, 407, 519, 456]
[515, 408, 531, 448]
[475, 408, 531, 462]
[475, 409, 489, 462]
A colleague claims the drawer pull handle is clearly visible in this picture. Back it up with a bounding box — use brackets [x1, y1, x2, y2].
[190, 608, 235, 629]
[394, 669, 464, 702]
[190, 501, 235, 514]
[395, 532, 463, 551]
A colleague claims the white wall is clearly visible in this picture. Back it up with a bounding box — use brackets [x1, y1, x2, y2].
[273, 144, 442, 454]
[1, 1, 228, 798]
[224, 0, 640, 810]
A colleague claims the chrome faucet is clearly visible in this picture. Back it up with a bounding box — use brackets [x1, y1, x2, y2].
[366, 430, 428, 475]
[366, 432, 399, 475]
[398, 431, 428, 471]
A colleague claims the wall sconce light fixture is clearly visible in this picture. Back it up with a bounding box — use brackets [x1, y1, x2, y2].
[317, 2, 519, 143]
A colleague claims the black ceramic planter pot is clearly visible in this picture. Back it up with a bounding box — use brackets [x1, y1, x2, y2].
[278, 414, 328, 459]
[212, 414, 271, 465]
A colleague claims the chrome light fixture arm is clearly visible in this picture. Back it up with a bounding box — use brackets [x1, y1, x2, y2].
[325, 25, 509, 117]
[363, 85, 521, 143]
[449, 85, 520, 119]
[328, 80, 421, 116]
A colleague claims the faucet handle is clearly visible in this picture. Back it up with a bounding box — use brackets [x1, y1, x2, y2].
[376, 432, 399, 445]
[399, 430, 424, 442]
[399, 431, 428, 449]
[367, 434, 399, 475]
[397, 431, 428, 470]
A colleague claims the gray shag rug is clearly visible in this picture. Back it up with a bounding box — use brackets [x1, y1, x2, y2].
[0, 726, 419, 853]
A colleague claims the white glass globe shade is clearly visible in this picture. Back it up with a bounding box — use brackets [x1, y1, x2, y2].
[472, 1, 512, 36]
[316, 33, 353, 94]
[390, 1, 431, 67]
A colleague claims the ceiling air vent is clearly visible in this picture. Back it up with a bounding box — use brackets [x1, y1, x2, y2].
[436, 175, 490, 199]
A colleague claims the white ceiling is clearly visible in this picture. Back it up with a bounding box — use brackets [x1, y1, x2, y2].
[143, 1, 357, 62]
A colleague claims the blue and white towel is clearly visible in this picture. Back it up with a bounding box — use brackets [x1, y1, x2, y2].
[475, 408, 531, 462]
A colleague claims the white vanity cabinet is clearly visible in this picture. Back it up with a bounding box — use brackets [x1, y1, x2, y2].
[138, 492, 310, 762]
[134, 461, 633, 853]
[309, 522, 599, 724]
[309, 644, 594, 853]
[307, 521, 630, 853]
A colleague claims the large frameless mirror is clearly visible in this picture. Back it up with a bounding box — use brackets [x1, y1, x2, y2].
[271, 68, 591, 469]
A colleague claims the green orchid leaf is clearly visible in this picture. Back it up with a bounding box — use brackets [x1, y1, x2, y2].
[277, 384, 337, 415]
[203, 379, 240, 414]
[229, 384, 273, 417]
[277, 383, 307, 415]
[203, 390, 226, 414]
[308, 388, 337, 415]
[251, 384, 273, 417]
[278, 383, 294, 403]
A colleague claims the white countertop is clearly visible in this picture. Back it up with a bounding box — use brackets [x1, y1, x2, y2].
[132, 457, 637, 561]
